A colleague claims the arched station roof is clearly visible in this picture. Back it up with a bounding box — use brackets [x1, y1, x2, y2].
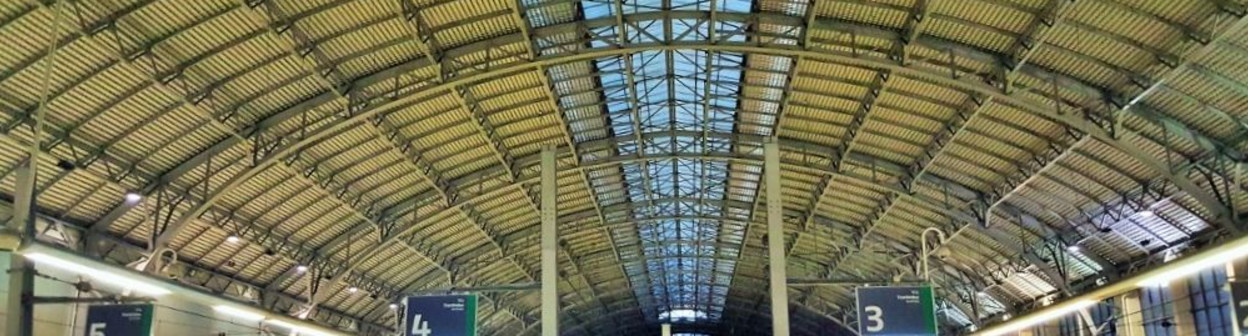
[2, 0, 1247, 334]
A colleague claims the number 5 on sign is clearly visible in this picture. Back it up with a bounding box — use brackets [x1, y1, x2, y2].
[89, 323, 105, 336]
[1231, 281, 1248, 334]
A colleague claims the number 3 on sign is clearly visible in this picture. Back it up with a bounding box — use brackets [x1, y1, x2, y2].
[865, 306, 884, 332]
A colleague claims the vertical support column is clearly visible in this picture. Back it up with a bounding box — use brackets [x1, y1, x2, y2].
[5, 166, 36, 336]
[661, 323, 671, 336]
[1167, 279, 1197, 336]
[6, 2, 63, 335]
[765, 138, 789, 336]
[1116, 291, 1146, 336]
[540, 145, 558, 336]
[1017, 324, 1035, 336]
[8, 4, 61, 335]
[1040, 316, 1059, 336]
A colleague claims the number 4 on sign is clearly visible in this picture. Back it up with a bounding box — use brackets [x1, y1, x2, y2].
[865, 306, 884, 332]
[411, 314, 433, 336]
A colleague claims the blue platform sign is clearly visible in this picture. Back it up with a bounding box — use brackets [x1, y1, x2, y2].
[1229, 281, 1248, 335]
[856, 286, 937, 336]
[405, 295, 478, 336]
[83, 304, 154, 336]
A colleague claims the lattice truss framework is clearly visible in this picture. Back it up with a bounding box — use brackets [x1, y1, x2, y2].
[2, 0, 1248, 335]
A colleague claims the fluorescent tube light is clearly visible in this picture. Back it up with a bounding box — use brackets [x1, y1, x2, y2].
[1136, 241, 1248, 287]
[981, 300, 1094, 336]
[214, 305, 265, 321]
[24, 252, 171, 296]
[265, 319, 297, 330]
[267, 319, 336, 336]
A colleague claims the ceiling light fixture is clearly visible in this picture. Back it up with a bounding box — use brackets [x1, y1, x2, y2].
[214, 305, 265, 321]
[124, 192, 142, 203]
[226, 235, 240, 244]
[980, 301, 1094, 336]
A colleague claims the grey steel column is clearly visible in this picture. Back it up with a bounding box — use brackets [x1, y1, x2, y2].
[1115, 292, 1146, 336]
[1167, 278, 1197, 336]
[540, 145, 558, 336]
[661, 323, 671, 336]
[6, 167, 36, 336]
[7, 3, 63, 335]
[765, 138, 789, 336]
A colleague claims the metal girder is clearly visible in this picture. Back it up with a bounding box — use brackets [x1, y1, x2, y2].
[1105, 2, 1248, 230]
[0, 122, 400, 328]
[2, 3, 416, 327]
[0, 198, 393, 334]
[569, 159, 643, 327]
[121, 8, 1230, 250]
[105, 10, 1239, 281]
[307, 34, 1233, 292]
[216, 2, 535, 331]
[824, 0, 1077, 294]
[786, 0, 933, 261]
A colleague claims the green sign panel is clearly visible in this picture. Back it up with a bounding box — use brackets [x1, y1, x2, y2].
[84, 304, 154, 336]
[856, 286, 938, 336]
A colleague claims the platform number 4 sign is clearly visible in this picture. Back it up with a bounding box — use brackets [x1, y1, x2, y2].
[410, 314, 433, 336]
[1231, 281, 1248, 334]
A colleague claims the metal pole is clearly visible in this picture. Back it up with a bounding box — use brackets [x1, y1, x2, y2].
[765, 138, 789, 336]
[661, 323, 671, 336]
[5, 166, 36, 336]
[919, 227, 946, 282]
[540, 145, 558, 336]
[7, 3, 63, 335]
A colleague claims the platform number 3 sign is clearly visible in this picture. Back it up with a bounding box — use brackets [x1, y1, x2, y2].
[855, 287, 937, 336]
[863, 306, 885, 332]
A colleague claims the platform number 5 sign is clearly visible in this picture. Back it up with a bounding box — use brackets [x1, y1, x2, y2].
[1231, 281, 1248, 334]
[82, 304, 154, 336]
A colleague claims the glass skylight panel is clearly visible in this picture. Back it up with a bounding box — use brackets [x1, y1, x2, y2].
[579, 0, 614, 19]
[576, 0, 753, 322]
